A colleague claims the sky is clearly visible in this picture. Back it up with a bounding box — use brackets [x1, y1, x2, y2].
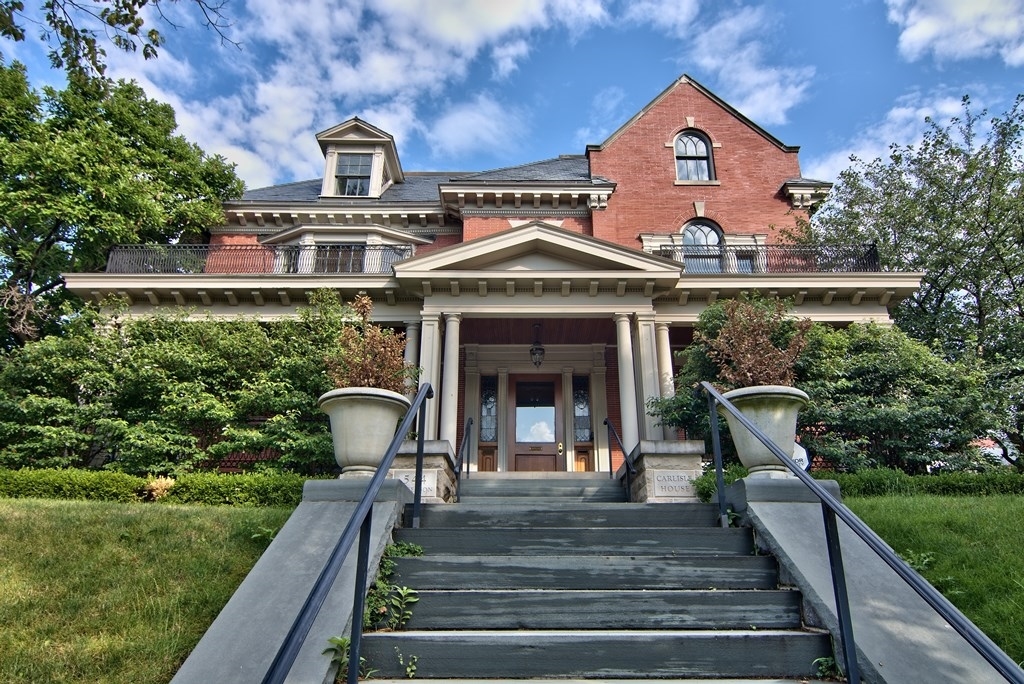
[5, 0, 1024, 191]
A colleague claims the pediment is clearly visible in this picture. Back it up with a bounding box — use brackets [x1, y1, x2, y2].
[316, 118, 395, 150]
[396, 222, 679, 277]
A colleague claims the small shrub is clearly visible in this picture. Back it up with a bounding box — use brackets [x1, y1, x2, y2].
[160, 472, 307, 507]
[692, 462, 749, 503]
[814, 468, 915, 497]
[810, 468, 1024, 497]
[144, 476, 176, 501]
[0, 468, 145, 502]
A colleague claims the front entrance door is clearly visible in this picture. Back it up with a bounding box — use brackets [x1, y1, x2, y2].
[509, 375, 562, 471]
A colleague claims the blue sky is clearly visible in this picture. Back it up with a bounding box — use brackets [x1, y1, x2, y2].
[6, 0, 1024, 190]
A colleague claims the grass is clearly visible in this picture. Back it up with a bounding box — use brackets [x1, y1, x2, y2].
[846, 495, 1024, 666]
[0, 498, 292, 684]
[2, 493, 1021, 681]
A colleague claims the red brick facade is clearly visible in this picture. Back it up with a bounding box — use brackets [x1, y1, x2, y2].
[589, 80, 805, 248]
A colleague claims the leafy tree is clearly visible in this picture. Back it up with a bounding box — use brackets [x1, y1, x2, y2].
[797, 323, 993, 474]
[0, 59, 243, 347]
[1, 0, 233, 76]
[649, 298, 994, 474]
[0, 299, 351, 476]
[807, 95, 1024, 466]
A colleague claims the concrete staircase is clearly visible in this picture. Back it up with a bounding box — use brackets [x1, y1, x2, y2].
[359, 473, 833, 681]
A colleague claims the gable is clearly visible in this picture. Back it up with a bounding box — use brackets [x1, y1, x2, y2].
[397, 222, 679, 276]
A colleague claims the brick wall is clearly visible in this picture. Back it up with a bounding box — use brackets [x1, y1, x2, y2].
[462, 216, 593, 242]
[209, 233, 261, 245]
[590, 80, 806, 248]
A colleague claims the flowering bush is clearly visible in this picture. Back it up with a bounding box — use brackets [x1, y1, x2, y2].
[701, 296, 812, 387]
[324, 294, 415, 393]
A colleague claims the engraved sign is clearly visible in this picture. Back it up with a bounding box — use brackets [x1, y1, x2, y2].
[390, 469, 437, 498]
[653, 471, 695, 498]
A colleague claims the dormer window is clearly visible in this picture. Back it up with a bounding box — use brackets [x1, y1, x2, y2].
[675, 130, 714, 181]
[336, 153, 372, 196]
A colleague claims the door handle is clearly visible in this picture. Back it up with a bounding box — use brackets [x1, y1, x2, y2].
[557, 442, 564, 455]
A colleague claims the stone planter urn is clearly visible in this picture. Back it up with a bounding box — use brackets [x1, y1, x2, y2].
[718, 385, 808, 478]
[319, 387, 411, 476]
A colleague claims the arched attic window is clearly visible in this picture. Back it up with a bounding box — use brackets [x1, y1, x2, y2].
[681, 221, 722, 273]
[674, 130, 714, 181]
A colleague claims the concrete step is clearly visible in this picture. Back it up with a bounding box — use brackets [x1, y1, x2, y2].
[392, 554, 781, 590]
[405, 589, 804, 630]
[394, 526, 755, 556]
[410, 502, 720, 528]
[361, 630, 832, 679]
[458, 474, 626, 501]
[370, 680, 824, 684]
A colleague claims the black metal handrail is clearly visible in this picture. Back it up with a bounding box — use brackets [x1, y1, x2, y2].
[105, 244, 412, 275]
[262, 383, 434, 684]
[603, 419, 638, 496]
[452, 417, 474, 503]
[656, 243, 880, 274]
[702, 381, 1024, 683]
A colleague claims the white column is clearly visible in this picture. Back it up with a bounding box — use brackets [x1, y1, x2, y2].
[591, 367, 609, 472]
[655, 322, 675, 399]
[418, 314, 442, 440]
[439, 313, 462, 448]
[561, 368, 574, 471]
[403, 320, 421, 395]
[635, 312, 662, 440]
[614, 313, 639, 452]
[497, 369, 509, 470]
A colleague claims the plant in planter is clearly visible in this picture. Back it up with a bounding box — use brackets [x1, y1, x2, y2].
[702, 296, 813, 478]
[318, 293, 418, 476]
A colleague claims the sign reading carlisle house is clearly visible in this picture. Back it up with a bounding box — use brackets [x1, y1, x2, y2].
[65, 75, 919, 474]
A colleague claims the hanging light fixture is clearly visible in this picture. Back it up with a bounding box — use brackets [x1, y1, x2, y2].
[529, 323, 545, 367]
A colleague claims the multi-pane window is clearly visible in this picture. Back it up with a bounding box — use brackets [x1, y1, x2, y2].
[572, 376, 593, 443]
[674, 131, 713, 181]
[682, 221, 722, 273]
[479, 376, 498, 443]
[336, 153, 372, 196]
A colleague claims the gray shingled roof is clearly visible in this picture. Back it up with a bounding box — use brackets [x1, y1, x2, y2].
[456, 156, 594, 183]
[237, 156, 604, 205]
[239, 173, 458, 204]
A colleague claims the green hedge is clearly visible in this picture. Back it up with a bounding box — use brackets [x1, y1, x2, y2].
[0, 468, 146, 502]
[0, 468, 310, 507]
[162, 472, 308, 507]
[693, 466, 1024, 501]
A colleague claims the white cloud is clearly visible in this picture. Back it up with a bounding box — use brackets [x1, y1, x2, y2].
[573, 85, 628, 147]
[886, 0, 1024, 65]
[87, 0, 613, 187]
[802, 91, 967, 182]
[427, 93, 528, 159]
[526, 420, 554, 441]
[492, 39, 531, 79]
[689, 6, 814, 126]
[622, 0, 700, 36]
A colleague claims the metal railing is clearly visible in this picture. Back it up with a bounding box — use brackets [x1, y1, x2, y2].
[656, 243, 880, 274]
[702, 381, 1024, 683]
[452, 417, 474, 503]
[603, 419, 638, 496]
[262, 383, 434, 684]
[105, 244, 413, 275]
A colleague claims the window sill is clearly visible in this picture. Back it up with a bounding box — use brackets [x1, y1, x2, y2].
[674, 180, 720, 186]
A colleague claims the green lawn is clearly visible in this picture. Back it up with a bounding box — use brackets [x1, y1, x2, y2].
[847, 495, 1024, 666]
[1, 495, 1021, 682]
[0, 498, 292, 684]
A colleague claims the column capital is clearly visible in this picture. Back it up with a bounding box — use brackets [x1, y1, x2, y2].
[635, 311, 657, 323]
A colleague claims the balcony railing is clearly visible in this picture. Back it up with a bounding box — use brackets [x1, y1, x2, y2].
[655, 243, 880, 274]
[105, 244, 413, 275]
